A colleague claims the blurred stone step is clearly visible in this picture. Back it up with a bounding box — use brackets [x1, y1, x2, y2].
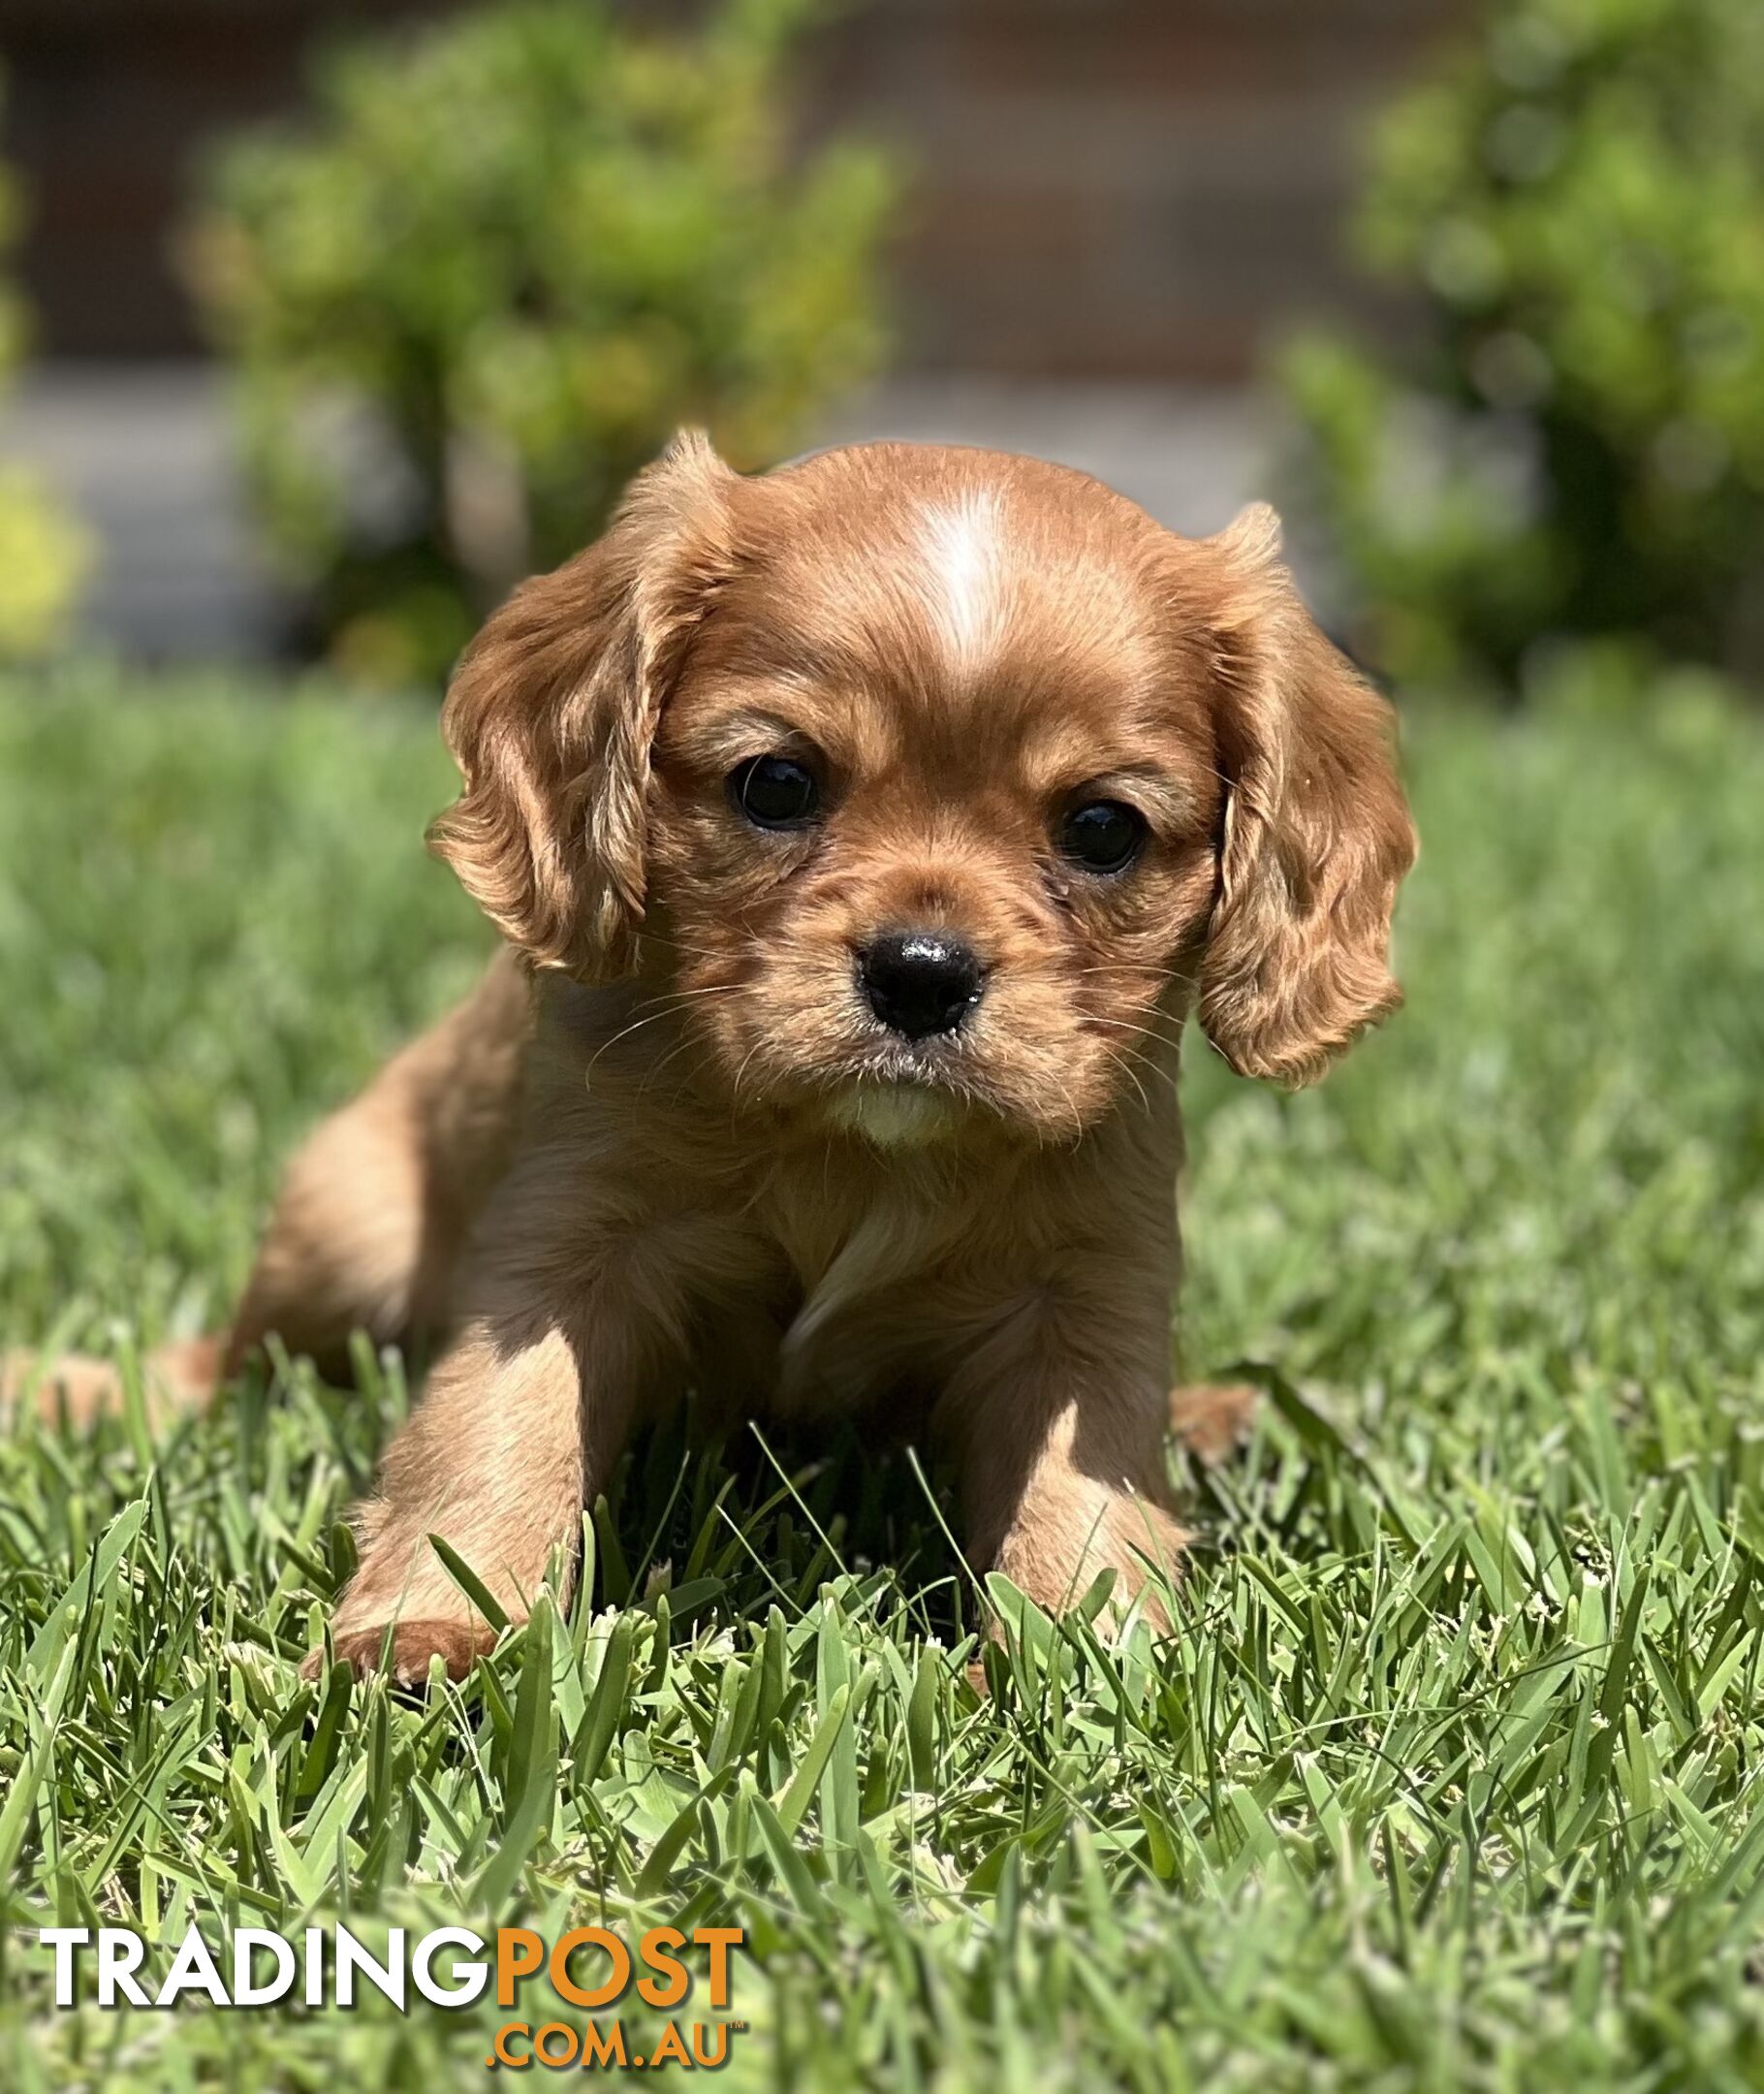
[2, 363, 1285, 662]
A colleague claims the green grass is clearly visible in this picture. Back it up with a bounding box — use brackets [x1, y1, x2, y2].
[4, 662, 1764, 2091]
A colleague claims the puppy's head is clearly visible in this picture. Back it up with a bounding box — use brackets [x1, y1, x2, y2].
[431, 434, 1416, 1144]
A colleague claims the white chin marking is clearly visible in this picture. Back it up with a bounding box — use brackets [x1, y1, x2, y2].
[919, 492, 1001, 675]
[830, 1081, 956, 1150]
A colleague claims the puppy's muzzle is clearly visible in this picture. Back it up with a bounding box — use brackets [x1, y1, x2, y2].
[858, 930, 985, 1041]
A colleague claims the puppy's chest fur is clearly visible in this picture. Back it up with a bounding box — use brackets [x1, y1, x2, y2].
[716, 1126, 1183, 1415]
[545, 982, 1183, 1411]
[703, 1150, 995, 1411]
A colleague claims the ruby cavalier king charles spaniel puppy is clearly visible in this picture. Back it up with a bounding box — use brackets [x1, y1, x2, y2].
[13, 435, 1416, 1681]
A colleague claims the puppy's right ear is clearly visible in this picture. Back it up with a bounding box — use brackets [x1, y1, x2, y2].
[428, 430, 736, 980]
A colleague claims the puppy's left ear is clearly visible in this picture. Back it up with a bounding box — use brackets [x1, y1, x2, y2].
[428, 430, 736, 980]
[1193, 504, 1418, 1088]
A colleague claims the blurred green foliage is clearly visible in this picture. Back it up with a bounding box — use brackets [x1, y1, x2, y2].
[0, 71, 88, 660]
[187, 0, 896, 685]
[1283, 0, 1764, 692]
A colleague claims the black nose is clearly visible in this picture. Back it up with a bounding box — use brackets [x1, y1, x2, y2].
[860, 931, 985, 1040]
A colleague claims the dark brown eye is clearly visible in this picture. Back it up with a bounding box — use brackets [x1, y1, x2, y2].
[729, 754, 819, 829]
[1057, 799, 1147, 873]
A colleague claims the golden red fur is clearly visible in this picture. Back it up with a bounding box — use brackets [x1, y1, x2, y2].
[6, 436, 1415, 1682]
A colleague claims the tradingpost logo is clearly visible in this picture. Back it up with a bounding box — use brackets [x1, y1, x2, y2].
[40, 1922, 747, 2071]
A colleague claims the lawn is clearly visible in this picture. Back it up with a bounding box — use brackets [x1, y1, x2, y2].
[4, 662, 1764, 2092]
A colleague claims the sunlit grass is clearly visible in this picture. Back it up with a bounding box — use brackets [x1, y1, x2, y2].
[4, 664, 1764, 2090]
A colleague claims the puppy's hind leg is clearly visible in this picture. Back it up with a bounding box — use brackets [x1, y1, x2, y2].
[1168, 1381, 1260, 1464]
[224, 952, 531, 1384]
[223, 1076, 446, 1386]
[6, 955, 531, 1429]
[5, 1076, 456, 1428]
[2, 1335, 226, 1432]
[5, 1071, 448, 1424]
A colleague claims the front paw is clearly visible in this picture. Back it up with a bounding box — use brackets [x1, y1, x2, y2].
[299, 1617, 498, 1686]
[995, 1491, 1189, 1633]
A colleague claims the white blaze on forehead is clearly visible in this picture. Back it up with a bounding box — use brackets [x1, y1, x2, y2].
[916, 490, 1005, 675]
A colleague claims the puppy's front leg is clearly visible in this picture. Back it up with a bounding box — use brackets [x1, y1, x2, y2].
[312, 1179, 688, 1682]
[314, 1308, 623, 1683]
[945, 1285, 1186, 1631]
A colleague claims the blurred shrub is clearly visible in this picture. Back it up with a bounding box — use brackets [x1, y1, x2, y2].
[1283, 0, 1764, 691]
[0, 72, 88, 659]
[188, 0, 896, 684]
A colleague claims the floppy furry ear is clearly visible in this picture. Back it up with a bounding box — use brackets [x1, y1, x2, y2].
[427, 430, 736, 980]
[1195, 504, 1418, 1088]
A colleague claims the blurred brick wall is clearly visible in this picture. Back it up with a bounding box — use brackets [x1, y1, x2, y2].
[0, 0, 448, 359]
[817, 0, 1462, 380]
[0, 0, 1461, 377]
